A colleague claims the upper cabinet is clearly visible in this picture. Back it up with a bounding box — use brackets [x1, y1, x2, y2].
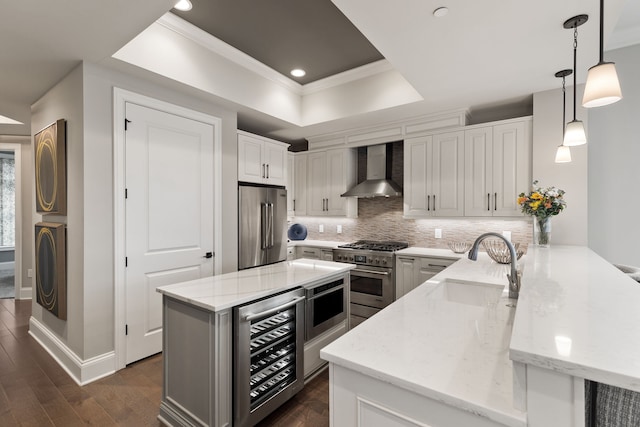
[237, 131, 288, 186]
[292, 153, 308, 216]
[464, 119, 532, 217]
[403, 131, 465, 218]
[286, 153, 295, 216]
[307, 148, 357, 217]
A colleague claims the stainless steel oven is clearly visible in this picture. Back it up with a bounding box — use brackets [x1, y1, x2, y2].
[333, 241, 407, 327]
[233, 288, 305, 427]
[305, 276, 347, 341]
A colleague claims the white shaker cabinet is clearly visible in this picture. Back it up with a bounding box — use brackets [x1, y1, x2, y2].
[292, 153, 308, 216]
[307, 148, 357, 217]
[237, 131, 288, 186]
[395, 255, 457, 299]
[286, 153, 294, 216]
[403, 131, 465, 218]
[464, 118, 531, 217]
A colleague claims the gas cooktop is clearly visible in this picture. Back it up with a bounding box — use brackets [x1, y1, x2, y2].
[336, 240, 409, 252]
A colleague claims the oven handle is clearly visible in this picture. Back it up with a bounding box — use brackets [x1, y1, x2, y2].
[352, 268, 390, 276]
[244, 296, 306, 321]
[308, 284, 345, 300]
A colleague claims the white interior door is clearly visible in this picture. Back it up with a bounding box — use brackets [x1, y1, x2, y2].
[124, 102, 214, 364]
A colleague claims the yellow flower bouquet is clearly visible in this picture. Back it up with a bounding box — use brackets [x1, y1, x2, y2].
[517, 180, 566, 246]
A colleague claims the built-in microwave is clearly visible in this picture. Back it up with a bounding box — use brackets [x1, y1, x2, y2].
[305, 277, 347, 341]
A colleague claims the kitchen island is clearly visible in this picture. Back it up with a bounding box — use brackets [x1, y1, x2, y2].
[156, 259, 354, 427]
[321, 245, 640, 426]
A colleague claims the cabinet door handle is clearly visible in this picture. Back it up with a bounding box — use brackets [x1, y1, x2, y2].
[494, 193, 497, 211]
[262, 163, 266, 178]
[487, 193, 490, 211]
[325, 198, 329, 211]
[427, 195, 430, 211]
[433, 194, 436, 211]
[266, 164, 269, 179]
[427, 263, 448, 269]
[293, 199, 296, 211]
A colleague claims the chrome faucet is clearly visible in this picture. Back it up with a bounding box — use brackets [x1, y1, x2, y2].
[468, 232, 522, 299]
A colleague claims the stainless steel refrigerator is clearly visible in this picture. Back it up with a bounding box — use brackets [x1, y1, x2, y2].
[238, 183, 287, 270]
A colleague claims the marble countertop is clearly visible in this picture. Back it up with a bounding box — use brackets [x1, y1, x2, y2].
[321, 252, 527, 427]
[156, 259, 354, 312]
[287, 239, 345, 248]
[511, 245, 640, 392]
[396, 246, 468, 259]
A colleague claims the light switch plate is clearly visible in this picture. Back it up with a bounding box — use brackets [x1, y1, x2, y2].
[319, 224, 324, 233]
[27, 268, 33, 278]
[435, 228, 442, 239]
[337, 225, 342, 234]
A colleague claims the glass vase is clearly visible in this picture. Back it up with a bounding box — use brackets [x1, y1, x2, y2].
[533, 217, 551, 247]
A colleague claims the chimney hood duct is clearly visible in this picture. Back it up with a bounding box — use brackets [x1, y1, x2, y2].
[341, 143, 402, 198]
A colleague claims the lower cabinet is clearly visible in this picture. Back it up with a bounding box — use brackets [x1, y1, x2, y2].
[295, 246, 334, 261]
[329, 364, 509, 427]
[304, 321, 347, 379]
[396, 255, 457, 299]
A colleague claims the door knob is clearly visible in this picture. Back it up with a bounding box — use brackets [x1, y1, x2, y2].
[204, 252, 213, 259]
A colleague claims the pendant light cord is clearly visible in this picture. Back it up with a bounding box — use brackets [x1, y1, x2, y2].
[599, 0, 604, 63]
[573, 26, 578, 120]
[562, 76, 567, 134]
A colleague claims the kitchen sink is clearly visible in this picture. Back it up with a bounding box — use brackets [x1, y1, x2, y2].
[439, 278, 504, 306]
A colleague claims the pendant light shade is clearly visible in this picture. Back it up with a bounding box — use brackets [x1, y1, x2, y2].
[555, 145, 572, 163]
[564, 120, 587, 146]
[583, 62, 622, 107]
[582, 0, 622, 108]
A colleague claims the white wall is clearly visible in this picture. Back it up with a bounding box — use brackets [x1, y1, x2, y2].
[31, 65, 86, 356]
[30, 61, 239, 365]
[532, 85, 588, 246]
[588, 43, 640, 267]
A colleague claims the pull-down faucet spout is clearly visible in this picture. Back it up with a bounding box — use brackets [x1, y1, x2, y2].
[468, 232, 521, 299]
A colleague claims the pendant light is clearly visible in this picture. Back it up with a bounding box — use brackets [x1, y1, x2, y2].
[583, 0, 622, 108]
[563, 15, 588, 147]
[555, 69, 573, 163]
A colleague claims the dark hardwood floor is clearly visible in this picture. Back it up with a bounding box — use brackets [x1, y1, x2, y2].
[0, 299, 329, 426]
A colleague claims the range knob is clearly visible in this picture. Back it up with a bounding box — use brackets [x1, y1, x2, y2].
[349, 256, 355, 262]
[382, 259, 387, 265]
[337, 255, 342, 260]
[375, 259, 380, 264]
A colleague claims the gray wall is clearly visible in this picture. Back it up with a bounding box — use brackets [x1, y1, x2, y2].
[588, 43, 640, 267]
[532, 85, 589, 246]
[31, 61, 239, 361]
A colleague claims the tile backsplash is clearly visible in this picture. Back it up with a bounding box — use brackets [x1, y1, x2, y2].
[290, 197, 533, 249]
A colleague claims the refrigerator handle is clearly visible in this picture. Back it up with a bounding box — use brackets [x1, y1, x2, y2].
[269, 203, 275, 248]
[260, 203, 268, 249]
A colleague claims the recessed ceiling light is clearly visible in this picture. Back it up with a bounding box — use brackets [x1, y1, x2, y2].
[290, 69, 306, 78]
[174, 0, 192, 11]
[433, 7, 449, 17]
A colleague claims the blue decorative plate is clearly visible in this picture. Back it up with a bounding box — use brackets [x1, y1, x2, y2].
[288, 223, 307, 241]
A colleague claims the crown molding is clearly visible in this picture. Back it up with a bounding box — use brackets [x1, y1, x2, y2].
[301, 60, 395, 95]
[157, 13, 303, 94]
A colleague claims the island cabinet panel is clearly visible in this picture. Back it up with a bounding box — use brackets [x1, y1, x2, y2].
[329, 364, 510, 427]
[159, 297, 232, 427]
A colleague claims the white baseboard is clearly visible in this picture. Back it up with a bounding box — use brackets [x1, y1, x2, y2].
[29, 316, 117, 385]
[18, 286, 31, 300]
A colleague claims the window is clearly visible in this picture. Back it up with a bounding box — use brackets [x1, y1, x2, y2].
[0, 152, 15, 247]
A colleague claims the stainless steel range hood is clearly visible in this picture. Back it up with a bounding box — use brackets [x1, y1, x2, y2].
[341, 143, 402, 198]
